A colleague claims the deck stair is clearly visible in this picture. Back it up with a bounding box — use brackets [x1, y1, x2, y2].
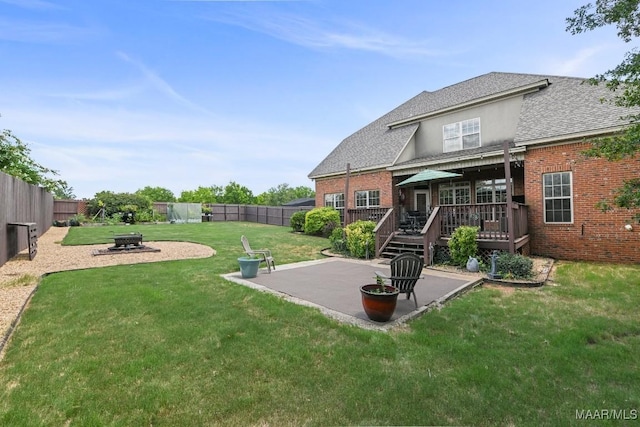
[380, 234, 424, 260]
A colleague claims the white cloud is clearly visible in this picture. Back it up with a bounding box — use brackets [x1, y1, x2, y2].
[0, 17, 101, 44]
[205, 12, 444, 58]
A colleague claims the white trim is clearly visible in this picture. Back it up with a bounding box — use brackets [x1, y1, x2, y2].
[542, 171, 574, 224]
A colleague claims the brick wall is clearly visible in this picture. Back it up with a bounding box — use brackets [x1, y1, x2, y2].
[525, 142, 640, 263]
[314, 169, 394, 209]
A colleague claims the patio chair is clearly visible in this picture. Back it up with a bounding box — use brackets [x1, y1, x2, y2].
[241, 235, 276, 273]
[375, 253, 424, 308]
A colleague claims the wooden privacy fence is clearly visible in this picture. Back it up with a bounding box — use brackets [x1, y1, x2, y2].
[207, 204, 312, 226]
[53, 200, 312, 228]
[0, 171, 53, 267]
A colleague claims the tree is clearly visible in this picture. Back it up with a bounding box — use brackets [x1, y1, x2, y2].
[256, 183, 315, 206]
[222, 181, 254, 204]
[136, 186, 176, 202]
[178, 186, 223, 203]
[0, 129, 75, 198]
[567, 1, 640, 213]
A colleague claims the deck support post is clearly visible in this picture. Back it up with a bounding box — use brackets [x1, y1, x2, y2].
[504, 141, 516, 254]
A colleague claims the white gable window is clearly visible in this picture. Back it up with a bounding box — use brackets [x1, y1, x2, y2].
[355, 190, 380, 208]
[443, 118, 481, 152]
[543, 172, 573, 223]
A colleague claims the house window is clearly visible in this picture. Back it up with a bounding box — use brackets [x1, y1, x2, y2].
[355, 190, 380, 208]
[438, 182, 470, 205]
[543, 172, 572, 223]
[476, 179, 511, 204]
[443, 118, 481, 152]
[324, 193, 344, 210]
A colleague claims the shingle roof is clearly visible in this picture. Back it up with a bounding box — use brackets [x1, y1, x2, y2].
[514, 75, 630, 143]
[308, 72, 632, 179]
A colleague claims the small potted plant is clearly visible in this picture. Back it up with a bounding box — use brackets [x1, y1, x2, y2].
[238, 255, 261, 278]
[360, 275, 399, 322]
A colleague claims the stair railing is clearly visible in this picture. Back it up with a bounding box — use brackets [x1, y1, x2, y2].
[421, 206, 441, 264]
[373, 207, 395, 258]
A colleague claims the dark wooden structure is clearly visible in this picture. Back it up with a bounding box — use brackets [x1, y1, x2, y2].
[7, 222, 38, 260]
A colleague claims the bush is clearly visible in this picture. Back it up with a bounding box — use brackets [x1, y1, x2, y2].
[68, 214, 85, 226]
[290, 211, 306, 233]
[448, 226, 479, 267]
[120, 204, 138, 224]
[497, 252, 533, 279]
[329, 227, 347, 254]
[86, 191, 151, 221]
[304, 207, 340, 237]
[433, 246, 451, 265]
[344, 220, 376, 259]
[135, 209, 156, 223]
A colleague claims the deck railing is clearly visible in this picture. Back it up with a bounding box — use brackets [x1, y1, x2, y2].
[345, 207, 390, 224]
[436, 203, 528, 240]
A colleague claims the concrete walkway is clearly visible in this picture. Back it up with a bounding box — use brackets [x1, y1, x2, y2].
[222, 257, 482, 331]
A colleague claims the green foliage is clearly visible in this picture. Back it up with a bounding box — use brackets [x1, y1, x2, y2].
[222, 181, 254, 204]
[303, 207, 340, 237]
[496, 252, 534, 279]
[448, 226, 479, 267]
[289, 210, 306, 232]
[433, 246, 452, 265]
[329, 226, 347, 254]
[134, 209, 158, 223]
[178, 186, 223, 203]
[344, 220, 376, 259]
[0, 129, 75, 198]
[87, 191, 151, 221]
[135, 186, 176, 202]
[567, 1, 640, 211]
[68, 214, 85, 226]
[256, 183, 315, 206]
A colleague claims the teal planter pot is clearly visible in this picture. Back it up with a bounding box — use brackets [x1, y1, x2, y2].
[238, 257, 260, 278]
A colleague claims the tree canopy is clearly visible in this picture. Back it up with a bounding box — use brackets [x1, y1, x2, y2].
[567, 0, 640, 212]
[136, 186, 177, 203]
[0, 129, 75, 199]
[256, 183, 315, 206]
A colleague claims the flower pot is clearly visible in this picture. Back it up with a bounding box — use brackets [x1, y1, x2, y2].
[360, 284, 400, 322]
[238, 257, 260, 278]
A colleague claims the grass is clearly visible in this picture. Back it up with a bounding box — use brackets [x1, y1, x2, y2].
[1, 222, 639, 426]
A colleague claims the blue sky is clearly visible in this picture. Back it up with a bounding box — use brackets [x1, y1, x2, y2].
[0, 0, 631, 199]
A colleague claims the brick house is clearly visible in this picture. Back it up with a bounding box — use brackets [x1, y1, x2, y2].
[308, 72, 640, 263]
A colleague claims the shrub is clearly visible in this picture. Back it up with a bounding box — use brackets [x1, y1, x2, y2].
[344, 220, 376, 259]
[290, 211, 306, 233]
[68, 214, 85, 226]
[433, 246, 451, 265]
[329, 227, 347, 254]
[304, 207, 340, 237]
[497, 252, 533, 279]
[448, 226, 479, 267]
[86, 191, 151, 221]
[120, 204, 138, 224]
[135, 209, 156, 223]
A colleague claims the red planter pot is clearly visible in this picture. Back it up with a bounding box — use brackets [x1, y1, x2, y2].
[360, 284, 399, 322]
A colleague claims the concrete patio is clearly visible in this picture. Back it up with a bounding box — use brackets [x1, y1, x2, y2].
[222, 257, 482, 331]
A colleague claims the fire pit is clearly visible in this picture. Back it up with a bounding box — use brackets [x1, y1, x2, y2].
[110, 233, 143, 250]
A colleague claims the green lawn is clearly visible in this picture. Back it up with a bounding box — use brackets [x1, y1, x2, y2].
[1, 222, 639, 426]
